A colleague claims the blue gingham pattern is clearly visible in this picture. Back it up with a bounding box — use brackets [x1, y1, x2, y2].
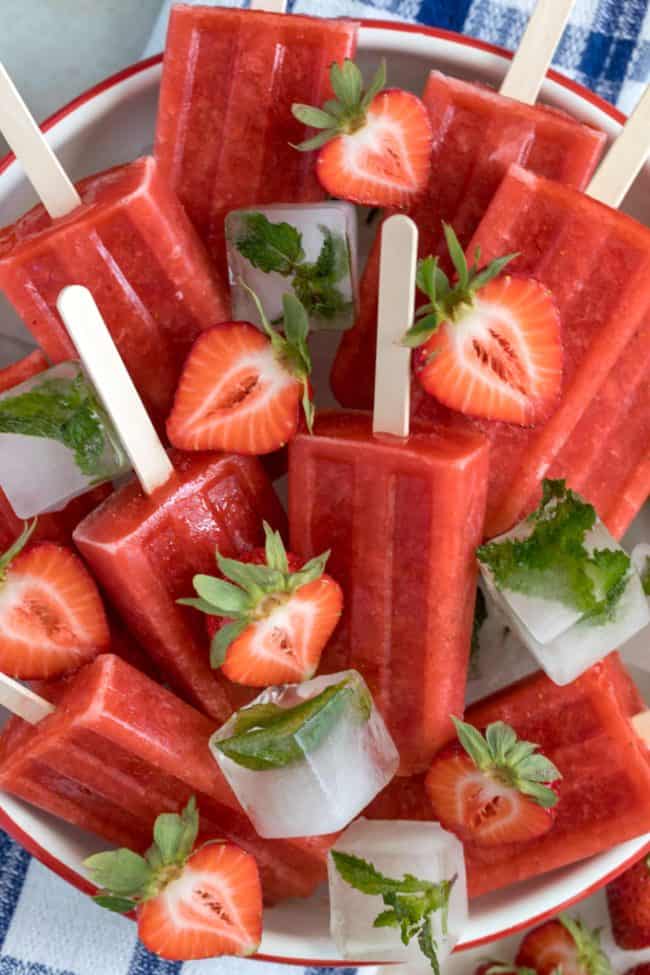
[2, 1, 649, 973]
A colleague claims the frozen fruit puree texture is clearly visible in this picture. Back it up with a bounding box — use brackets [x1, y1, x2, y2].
[154, 5, 358, 286]
[0, 654, 330, 904]
[289, 411, 489, 775]
[331, 71, 606, 411]
[464, 653, 650, 897]
[418, 165, 650, 539]
[0, 157, 228, 424]
[73, 449, 286, 722]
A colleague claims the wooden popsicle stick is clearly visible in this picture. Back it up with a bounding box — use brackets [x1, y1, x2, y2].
[56, 286, 174, 496]
[0, 61, 81, 219]
[0, 673, 54, 725]
[499, 0, 575, 104]
[372, 215, 418, 439]
[586, 84, 650, 209]
[250, 0, 287, 11]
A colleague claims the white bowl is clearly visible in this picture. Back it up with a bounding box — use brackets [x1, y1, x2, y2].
[0, 20, 649, 968]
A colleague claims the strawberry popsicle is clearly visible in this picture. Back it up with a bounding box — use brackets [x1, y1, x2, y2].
[0, 654, 330, 904]
[331, 69, 606, 410]
[154, 5, 358, 288]
[289, 218, 489, 774]
[0, 157, 228, 424]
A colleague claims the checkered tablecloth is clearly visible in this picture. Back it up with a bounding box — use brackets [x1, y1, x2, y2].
[1, 1, 648, 974]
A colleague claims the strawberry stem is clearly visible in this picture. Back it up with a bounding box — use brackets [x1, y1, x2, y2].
[291, 60, 386, 152]
[0, 519, 37, 582]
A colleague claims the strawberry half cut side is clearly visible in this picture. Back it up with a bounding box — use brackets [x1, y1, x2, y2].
[515, 916, 613, 975]
[404, 224, 562, 426]
[84, 797, 263, 962]
[424, 717, 561, 847]
[0, 520, 110, 679]
[180, 522, 343, 686]
[167, 289, 313, 456]
[292, 60, 433, 208]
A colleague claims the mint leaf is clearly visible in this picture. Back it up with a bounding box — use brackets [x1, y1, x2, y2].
[478, 479, 631, 622]
[215, 679, 360, 770]
[0, 369, 117, 478]
[331, 850, 454, 973]
[292, 227, 351, 323]
[236, 212, 304, 275]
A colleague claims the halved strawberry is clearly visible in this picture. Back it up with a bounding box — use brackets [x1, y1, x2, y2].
[292, 60, 432, 208]
[424, 718, 561, 847]
[515, 916, 613, 975]
[607, 854, 650, 948]
[85, 797, 262, 962]
[404, 225, 562, 425]
[167, 291, 313, 455]
[0, 521, 109, 679]
[181, 522, 343, 686]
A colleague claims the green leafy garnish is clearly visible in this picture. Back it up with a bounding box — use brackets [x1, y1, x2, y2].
[214, 677, 365, 771]
[559, 915, 613, 975]
[84, 797, 200, 915]
[477, 479, 631, 625]
[235, 213, 351, 323]
[452, 716, 561, 808]
[0, 367, 120, 478]
[331, 850, 455, 975]
[179, 522, 332, 667]
[470, 586, 487, 675]
[292, 59, 386, 152]
[402, 224, 518, 349]
[239, 282, 314, 432]
[642, 556, 650, 597]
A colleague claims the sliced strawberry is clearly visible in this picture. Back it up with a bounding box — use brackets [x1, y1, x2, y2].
[516, 916, 612, 975]
[293, 61, 432, 208]
[138, 842, 262, 961]
[607, 854, 650, 949]
[185, 523, 342, 686]
[404, 225, 562, 425]
[85, 797, 262, 962]
[0, 523, 109, 679]
[424, 718, 561, 847]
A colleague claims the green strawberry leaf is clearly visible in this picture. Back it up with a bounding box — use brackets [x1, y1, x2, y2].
[92, 894, 137, 914]
[210, 619, 248, 668]
[264, 522, 289, 574]
[642, 556, 650, 596]
[0, 519, 37, 580]
[83, 849, 152, 897]
[153, 796, 199, 865]
[292, 59, 386, 151]
[192, 575, 251, 616]
[559, 915, 613, 975]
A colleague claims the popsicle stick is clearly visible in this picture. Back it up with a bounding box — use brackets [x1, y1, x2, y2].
[586, 84, 650, 209]
[56, 286, 174, 496]
[373, 215, 418, 439]
[250, 0, 287, 11]
[632, 711, 650, 745]
[499, 0, 575, 105]
[0, 61, 81, 219]
[0, 673, 54, 725]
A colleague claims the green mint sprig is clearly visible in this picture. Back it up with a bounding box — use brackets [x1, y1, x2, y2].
[235, 213, 351, 323]
[292, 59, 386, 152]
[642, 556, 650, 596]
[239, 282, 314, 432]
[84, 797, 200, 915]
[179, 522, 330, 667]
[402, 223, 518, 350]
[559, 915, 613, 975]
[214, 676, 369, 771]
[453, 716, 561, 809]
[477, 479, 631, 624]
[0, 367, 117, 479]
[331, 850, 455, 975]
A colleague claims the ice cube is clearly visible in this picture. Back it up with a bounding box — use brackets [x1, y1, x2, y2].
[210, 670, 399, 838]
[226, 203, 358, 331]
[328, 818, 467, 966]
[0, 361, 129, 519]
[466, 585, 538, 705]
[480, 516, 650, 686]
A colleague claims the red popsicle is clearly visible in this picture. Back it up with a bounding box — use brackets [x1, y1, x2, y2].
[154, 4, 358, 287]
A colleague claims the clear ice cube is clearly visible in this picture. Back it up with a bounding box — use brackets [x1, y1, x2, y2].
[0, 361, 129, 519]
[480, 517, 650, 686]
[466, 584, 538, 705]
[226, 203, 358, 332]
[328, 818, 468, 965]
[210, 670, 399, 838]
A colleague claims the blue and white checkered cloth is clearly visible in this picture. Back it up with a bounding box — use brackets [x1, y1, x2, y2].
[1, 1, 648, 973]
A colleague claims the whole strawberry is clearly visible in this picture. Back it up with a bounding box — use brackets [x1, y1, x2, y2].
[292, 59, 433, 208]
[607, 854, 650, 948]
[85, 797, 262, 961]
[425, 717, 562, 847]
[516, 915, 613, 975]
[180, 522, 343, 686]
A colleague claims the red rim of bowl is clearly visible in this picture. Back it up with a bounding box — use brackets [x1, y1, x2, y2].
[0, 19, 636, 964]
